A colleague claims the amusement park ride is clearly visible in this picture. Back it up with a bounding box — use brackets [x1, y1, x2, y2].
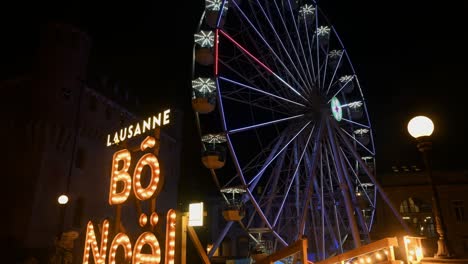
[190, 0, 421, 263]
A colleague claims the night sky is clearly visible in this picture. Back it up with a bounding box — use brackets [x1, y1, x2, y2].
[2, 1, 467, 196]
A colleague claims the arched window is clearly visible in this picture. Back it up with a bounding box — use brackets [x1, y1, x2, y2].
[400, 197, 421, 213]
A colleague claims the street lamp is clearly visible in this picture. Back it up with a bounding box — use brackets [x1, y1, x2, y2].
[407, 116, 452, 258]
[57, 194, 69, 238]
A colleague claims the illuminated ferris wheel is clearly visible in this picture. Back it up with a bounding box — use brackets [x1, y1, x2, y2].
[191, 0, 381, 260]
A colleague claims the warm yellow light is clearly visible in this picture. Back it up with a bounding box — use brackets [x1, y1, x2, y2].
[58, 194, 69, 205]
[165, 209, 176, 264]
[415, 247, 423, 259]
[407, 116, 434, 138]
[109, 233, 132, 264]
[139, 213, 148, 227]
[404, 237, 411, 244]
[133, 232, 161, 264]
[375, 252, 382, 260]
[82, 220, 109, 264]
[109, 149, 132, 205]
[133, 153, 160, 201]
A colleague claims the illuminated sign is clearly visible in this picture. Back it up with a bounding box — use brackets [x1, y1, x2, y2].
[83, 135, 177, 264]
[188, 202, 204, 227]
[106, 109, 171, 146]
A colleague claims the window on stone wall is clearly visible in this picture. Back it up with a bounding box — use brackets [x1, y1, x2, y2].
[452, 200, 465, 222]
[400, 197, 420, 213]
[463, 236, 468, 251]
[423, 217, 436, 237]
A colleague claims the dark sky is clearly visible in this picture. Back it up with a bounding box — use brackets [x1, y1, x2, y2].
[1, 1, 466, 192]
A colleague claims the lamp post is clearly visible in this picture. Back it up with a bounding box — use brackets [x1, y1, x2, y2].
[407, 116, 452, 258]
[57, 194, 69, 238]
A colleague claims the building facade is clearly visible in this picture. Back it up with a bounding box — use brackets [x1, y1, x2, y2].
[371, 168, 468, 257]
[2, 23, 183, 263]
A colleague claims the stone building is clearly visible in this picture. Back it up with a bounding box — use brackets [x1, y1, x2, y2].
[371, 167, 468, 257]
[1, 23, 183, 263]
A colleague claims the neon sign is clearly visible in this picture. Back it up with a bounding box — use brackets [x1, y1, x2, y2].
[106, 109, 171, 146]
[83, 135, 177, 264]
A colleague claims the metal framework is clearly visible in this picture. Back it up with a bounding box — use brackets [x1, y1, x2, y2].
[191, 0, 408, 261]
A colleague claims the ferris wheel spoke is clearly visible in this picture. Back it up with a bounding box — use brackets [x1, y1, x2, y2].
[271, 124, 315, 228]
[339, 127, 375, 156]
[247, 121, 312, 186]
[323, 144, 345, 254]
[340, 118, 370, 129]
[256, 151, 287, 227]
[215, 0, 228, 28]
[271, 0, 315, 89]
[228, 2, 310, 96]
[244, 132, 287, 194]
[228, 114, 304, 135]
[289, 3, 316, 89]
[303, 17, 317, 83]
[219, 76, 306, 108]
[314, 15, 323, 90]
[248, 0, 313, 91]
[221, 93, 292, 116]
[219, 58, 283, 100]
[324, 51, 344, 93]
[327, 74, 352, 100]
[340, 147, 375, 209]
[219, 29, 308, 102]
[298, 119, 324, 235]
[319, 44, 331, 91]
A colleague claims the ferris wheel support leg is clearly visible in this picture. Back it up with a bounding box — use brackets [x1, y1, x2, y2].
[208, 221, 234, 258]
[332, 121, 412, 234]
[326, 118, 362, 248]
[337, 147, 371, 243]
[299, 119, 325, 238]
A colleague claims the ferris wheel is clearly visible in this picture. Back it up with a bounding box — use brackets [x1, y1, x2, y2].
[191, 0, 383, 261]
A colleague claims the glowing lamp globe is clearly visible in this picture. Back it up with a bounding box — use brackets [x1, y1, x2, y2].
[407, 116, 434, 138]
[58, 194, 69, 205]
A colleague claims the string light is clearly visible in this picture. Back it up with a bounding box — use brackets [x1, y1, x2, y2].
[82, 220, 110, 264]
[108, 233, 132, 264]
[109, 150, 132, 205]
[132, 232, 161, 264]
[165, 209, 177, 264]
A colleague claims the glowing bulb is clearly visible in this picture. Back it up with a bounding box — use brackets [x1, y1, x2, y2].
[407, 116, 434, 138]
[58, 194, 69, 205]
[375, 253, 382, 260]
